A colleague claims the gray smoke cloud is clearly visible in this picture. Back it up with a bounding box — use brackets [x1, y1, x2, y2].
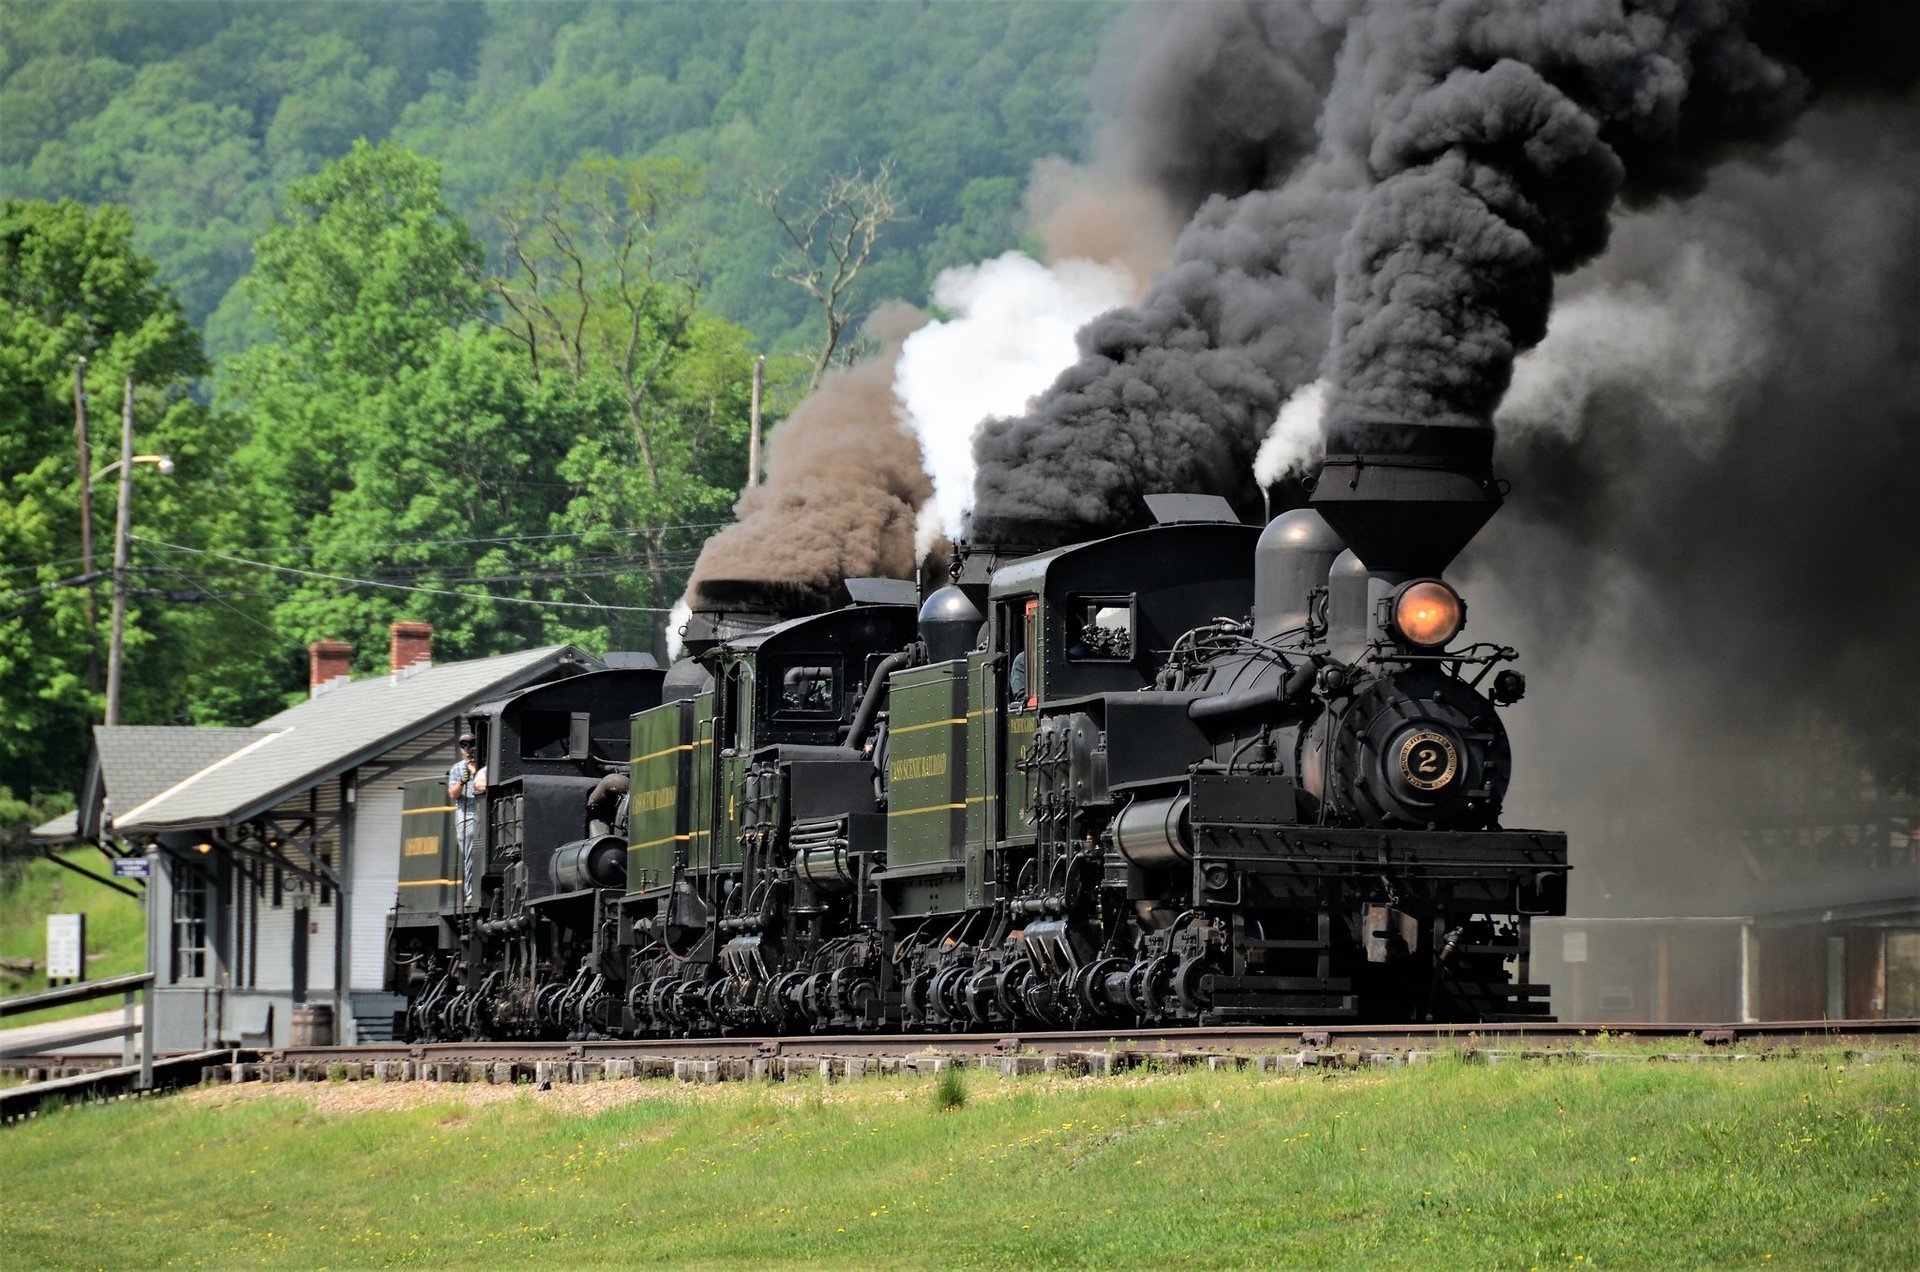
[974, 0, 1914, 541]
[972, 0, 1356, 539]
[1469, 100, 1920, 912]
[688, 304, 932, 613]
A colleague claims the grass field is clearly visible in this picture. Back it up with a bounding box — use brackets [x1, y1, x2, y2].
[0, 849, 147, 1026]
[0, 1052, 1913, 1268]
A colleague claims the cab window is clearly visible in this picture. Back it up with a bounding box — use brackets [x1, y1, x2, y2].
[1066, 594, 1135, 663]
[772, 660, 840, 721]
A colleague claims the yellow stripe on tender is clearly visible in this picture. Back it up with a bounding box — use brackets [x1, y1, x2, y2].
[628, 832, 696, 852]
[891, 716, 966, 735]
[403, 805, 456, 815]
[633, 742, 695, 763]
[965, 795, 999, 804]
[887, 801, 966, 818]
[966, 707, 1000, 718]
[399, 878, 462, 887]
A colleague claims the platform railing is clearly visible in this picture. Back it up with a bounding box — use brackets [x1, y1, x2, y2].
[0, 971, 154, 1088]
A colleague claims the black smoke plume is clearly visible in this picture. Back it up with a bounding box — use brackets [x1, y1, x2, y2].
[974, 0, 1916, 542]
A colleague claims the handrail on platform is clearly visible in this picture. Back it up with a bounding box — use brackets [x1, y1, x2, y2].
[0, 972, 152, 1018]
[0, 972, 155, 1089]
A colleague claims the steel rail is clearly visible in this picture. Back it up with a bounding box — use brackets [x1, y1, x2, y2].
[263, 1018, 1920, 1070]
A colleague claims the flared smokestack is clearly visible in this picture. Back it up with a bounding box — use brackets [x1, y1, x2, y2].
[1310, 423, 1501, 577]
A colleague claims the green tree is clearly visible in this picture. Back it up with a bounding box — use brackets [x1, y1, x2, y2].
[222, 142, 669, 667]
[491, 157, 754, 653]
[0, 198, 268, 797]
[226, 139, 488, 541]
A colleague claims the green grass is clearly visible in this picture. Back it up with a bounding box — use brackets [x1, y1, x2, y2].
[1, 1054, 1914, 1268]
[0, 849, 147, 1026]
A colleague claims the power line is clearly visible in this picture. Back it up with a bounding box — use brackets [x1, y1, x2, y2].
[132, 536, 678, 614]
[128, 520, 732, 557]
[0, 519, 733, 575]
[149, 561, 303, 647]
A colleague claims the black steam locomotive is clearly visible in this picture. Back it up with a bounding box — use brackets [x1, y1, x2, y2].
[388, 461, 1569, 1039]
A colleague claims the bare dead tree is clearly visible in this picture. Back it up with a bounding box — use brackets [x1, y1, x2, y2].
[753, 163, 902, 393]
[491, 157, 707, 429]
[488, 158, 713, 621]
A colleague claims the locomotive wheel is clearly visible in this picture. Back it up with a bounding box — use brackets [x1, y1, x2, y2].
[993, 959, 1033, 1022]
[1072, 958, 1127, 1019]
[1129, 954, 1175, 1017]
[963, 966, 1000, 1026]
[901, 969, 934, 1029]
[930, 965, 971, 1025]
[1172, 955, 1213, 1017]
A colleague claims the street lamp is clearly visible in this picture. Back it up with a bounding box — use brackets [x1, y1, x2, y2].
[75, 371, 173, 727]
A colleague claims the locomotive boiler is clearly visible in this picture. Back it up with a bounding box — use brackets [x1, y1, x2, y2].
[387, 480, 1568, 1038]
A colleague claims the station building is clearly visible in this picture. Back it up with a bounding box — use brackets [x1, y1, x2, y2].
[35, 624, 612, 1049]
[1534, 725, 1920, 1024]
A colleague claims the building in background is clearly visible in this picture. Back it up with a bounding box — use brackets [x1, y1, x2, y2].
[35, 624, 615, 1049]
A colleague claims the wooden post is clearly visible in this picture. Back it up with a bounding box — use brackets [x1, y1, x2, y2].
[746, 354, 765, 489]
[105, 374, 134, 727]
[75, 358, 98, 696]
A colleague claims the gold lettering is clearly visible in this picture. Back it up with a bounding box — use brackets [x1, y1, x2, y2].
[403, 835, 439, 858]
[630, 785, 678, 813]
[889, 753, 949, 783]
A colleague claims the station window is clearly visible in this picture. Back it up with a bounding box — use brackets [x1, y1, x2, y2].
[1066, 594, 1136, 663]
[171, 863, 210, 982]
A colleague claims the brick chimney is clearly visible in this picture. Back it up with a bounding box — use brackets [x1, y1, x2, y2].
[309, 639, 353, 696]
[390, 621, 433, 674]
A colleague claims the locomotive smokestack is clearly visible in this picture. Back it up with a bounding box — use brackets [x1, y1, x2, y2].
[1309, 421, 1501, 578]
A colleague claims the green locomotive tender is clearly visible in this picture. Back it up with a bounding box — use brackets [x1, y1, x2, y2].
[389, 503, 1568, 1038]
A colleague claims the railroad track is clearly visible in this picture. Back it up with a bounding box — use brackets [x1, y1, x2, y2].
[8, 1020, 1914, 1124]
[234, 1018, 1920, 1086]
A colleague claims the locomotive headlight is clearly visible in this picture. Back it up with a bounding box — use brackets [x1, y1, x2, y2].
[1389, 580, 1465, 649]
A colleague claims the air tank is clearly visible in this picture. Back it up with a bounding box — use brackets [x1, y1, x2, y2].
[550, 835, 627, 891]
[1253, 509, 1348, 642]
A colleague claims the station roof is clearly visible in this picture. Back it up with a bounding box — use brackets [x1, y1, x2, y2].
[36, 644, 594, 839]
[32, 725, 274, 844]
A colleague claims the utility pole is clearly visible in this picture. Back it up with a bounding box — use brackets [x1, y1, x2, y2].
[746, 354, 766, 490]
[74, 358, 98, 695]
[105, 374, 134, 727]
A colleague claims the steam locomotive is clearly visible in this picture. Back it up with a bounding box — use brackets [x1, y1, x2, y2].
[388, 468, 1570, 1038]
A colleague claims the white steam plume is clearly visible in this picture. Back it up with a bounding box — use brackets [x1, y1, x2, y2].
[665, 595, 692, 662]
[895, 251, 1135, 540]
[1253, 379, 1327, 489]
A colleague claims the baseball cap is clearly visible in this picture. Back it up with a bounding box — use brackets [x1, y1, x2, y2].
[458, 732, 476, 745]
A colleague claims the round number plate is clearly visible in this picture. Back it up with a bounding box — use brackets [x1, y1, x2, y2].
[1397, 730, 1460, 792]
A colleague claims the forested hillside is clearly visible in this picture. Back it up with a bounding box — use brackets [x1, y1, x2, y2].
[0, 0, 1116, 354]
[0, 1, 1120, 821]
